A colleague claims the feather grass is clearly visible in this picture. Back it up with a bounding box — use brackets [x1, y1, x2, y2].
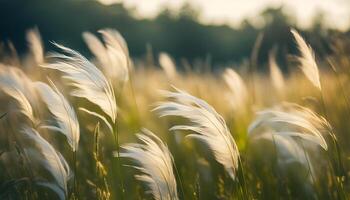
[41, 43, 117, 130]
[117, 128, 178, 200]
[159, 52, 177, 80]
[249, 102, 330, 150]
[26, 28, 44, 65]
[83, 29, 130, 83]
[223, 68, 248, 111]
[268, 50, 285, 92]
[21, 126, 71, 199]
[253, 132, 316, 179]
[0, 66, 38, 125]
[34, 79, 80, 152]
[153, 87, 240, 180]
[291, 29, 321, 90]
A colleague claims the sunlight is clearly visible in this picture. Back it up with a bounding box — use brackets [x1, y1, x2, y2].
[102, 0, 350, 30]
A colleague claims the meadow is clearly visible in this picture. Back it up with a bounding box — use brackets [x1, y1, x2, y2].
[0, 28, 350, 200]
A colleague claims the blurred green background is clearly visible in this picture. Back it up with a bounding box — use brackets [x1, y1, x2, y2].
[0, 0, 349, 69]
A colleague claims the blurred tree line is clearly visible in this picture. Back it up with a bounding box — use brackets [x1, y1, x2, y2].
[0, 0, 348, 69]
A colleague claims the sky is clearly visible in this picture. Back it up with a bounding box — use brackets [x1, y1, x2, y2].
[97, 0, 350, 30]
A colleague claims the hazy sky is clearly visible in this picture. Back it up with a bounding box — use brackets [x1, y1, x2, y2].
[98, 0, 350, 30]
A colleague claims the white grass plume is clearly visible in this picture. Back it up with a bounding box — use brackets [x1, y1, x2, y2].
[100, 29, 130, 75]
[291, 29, 321, 90]
[2, 87, 33, 121]
[117, 128, 178, 200]
[21, 126, 71, 199]
[26, 28, 44, 64]
[83, 29, 129, 83]
[35, 80, 80, 152]
[82, 32, 109, 69]
[249, 102, 330, 150]
[153, 87, 239, 180]
[254, 133, 311, 169]
[222, 68, 247, 111]
[159, 52, 177, 79]
[268, 50, 285, 92]
[0, 66, 37, 124]
[253, 132, 316, 181]
[41, 43, 117, 130]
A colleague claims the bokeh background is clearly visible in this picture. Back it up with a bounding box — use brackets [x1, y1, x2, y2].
[1, 0, 349, 69]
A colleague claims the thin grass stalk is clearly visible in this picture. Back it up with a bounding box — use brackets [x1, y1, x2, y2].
[319, 89, 344, 174]
[299, 139, 318, 199]
[194, 175, 200, 200]
[72, 150, 78, 199]
[127, 70, 141, 128]
[320, 91, 346, 199]
[10, 117, 38, 199]
[330, 137, 346, 199]
[318, 89, 346, 199]
[327, 60, 350, 184]
[235, 177, 244, 200]
[318, 73, 345, 175]
[228, 174, 236, 199]
[173, 163, 185, 199]
[328, 59, 350, 116]
[110, 60, 141, 199]
[111, 79, 126, 200]
[237, 156, 249, 200]
[15, 143, 38, 199]
[93, 123, 100, 198]
[93, 122, 111, 200]
[112, 122, 125, 200]
[0, 112, 7, 119]
[325, 154, 345, 199]
[271, 134, 281, 198]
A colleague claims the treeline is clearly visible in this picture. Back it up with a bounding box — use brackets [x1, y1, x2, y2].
[0, 0, 348, 68]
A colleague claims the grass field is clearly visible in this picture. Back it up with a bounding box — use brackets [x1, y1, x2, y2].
[0, 28, 350, 200]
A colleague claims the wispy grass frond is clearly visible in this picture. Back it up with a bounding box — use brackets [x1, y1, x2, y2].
[100, 28, 130, 83]
[254, 132, 315, 177]
[159, 52, 177, 79]
[26, 28, 44, 64]
[118, 128, 178, 200]
[21, 126, 71, 199]
[291, 29, 321, 90]
[249, 102, 330, 150]
[35, 80, 80, 152]
[268, 51, 285, 92]
[41, 43, 117, 128]
[223, 68, 247, 111]
[82, 32, 109, 69]
[0, 66, 37, 124]
[99, 29, 129, 60]
[83, 29, 130, 83]
[78, 107, 113, 134]
[153, 87, 240, 180]
[3, 87, 33, 121]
